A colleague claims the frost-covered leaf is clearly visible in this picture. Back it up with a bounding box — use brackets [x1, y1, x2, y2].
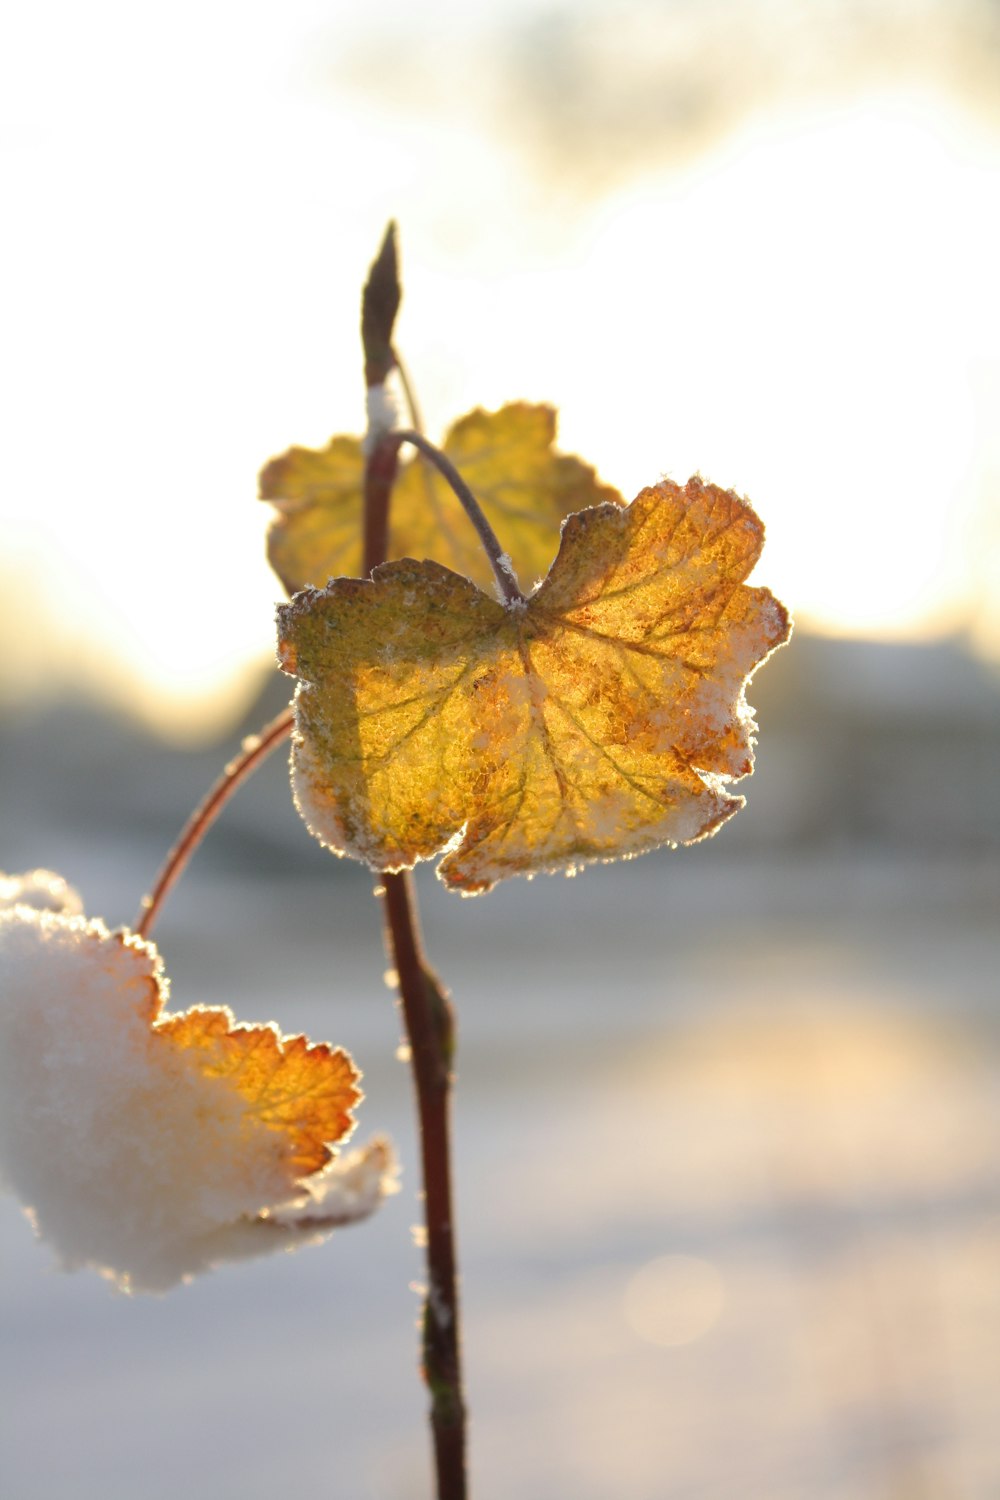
[0, 903, 390, 1293]
[261, 402, 623, 595]
[156, 1008, 359, 1178]
[278, 476, 791, 894]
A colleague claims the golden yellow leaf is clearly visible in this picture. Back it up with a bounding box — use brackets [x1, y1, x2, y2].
[156, 1008, 362, 1176]
[278, 477, 791, 894]
[260, 435, 366, 594]
[260, 403, 623, 595]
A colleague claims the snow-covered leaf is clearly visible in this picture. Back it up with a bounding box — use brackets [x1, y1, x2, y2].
[0, 903, 394, 1293]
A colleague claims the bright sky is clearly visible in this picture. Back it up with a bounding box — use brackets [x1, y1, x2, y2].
[2, 2, 999, 741]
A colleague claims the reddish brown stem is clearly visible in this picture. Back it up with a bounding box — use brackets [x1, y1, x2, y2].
[382, 873, 465, 1498]
[363, 434, 401, 578]
[365, 427, 468, 1500]
[134, 706, 294, 939]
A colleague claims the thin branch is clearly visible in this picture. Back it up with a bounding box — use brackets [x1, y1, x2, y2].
[364, 415, 468, 1500]
[394, 428, 526, 606]
[381, 872, 466, 1499]
[134, 706, 294, 939]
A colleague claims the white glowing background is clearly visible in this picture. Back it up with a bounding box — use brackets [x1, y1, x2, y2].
[2, 3, 999, 740]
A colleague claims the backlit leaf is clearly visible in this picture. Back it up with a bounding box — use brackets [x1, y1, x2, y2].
[261, 403, 623, 595]
[278, 476, 790, 894]
[156, 1009, 361, 1177]
[262, 435, 366, 594]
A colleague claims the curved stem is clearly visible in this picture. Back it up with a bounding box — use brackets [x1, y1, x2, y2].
[391, 348, 425, 435]
[134, 706, 294, 939]
[393, 429, 525, 606]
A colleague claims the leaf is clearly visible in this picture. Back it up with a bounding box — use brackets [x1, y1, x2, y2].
[0, 903, 374, 1291]
[260, 402, 623, 596]
[278, 476, 791, 894]
[156, 1009, 361, 1177]
[261, 435, 367, 594]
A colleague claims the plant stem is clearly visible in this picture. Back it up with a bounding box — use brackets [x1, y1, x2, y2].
[393, 429, 525, 606]
[382, 873, 466, 1499]
[363, 431, 401, 581]
[365, 430, 468, 1500]
[134, 706, 293, 939]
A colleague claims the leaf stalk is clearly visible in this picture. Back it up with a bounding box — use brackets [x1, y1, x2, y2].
[393, 428, 525, 606]
[134, 706, 294, 939]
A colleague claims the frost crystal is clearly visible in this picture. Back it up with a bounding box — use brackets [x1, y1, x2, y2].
[0, 900, 394, 1293]
[362, 381, 400, 456]
[272, 1137, 400, 1227]
[0, 868, 82, 916]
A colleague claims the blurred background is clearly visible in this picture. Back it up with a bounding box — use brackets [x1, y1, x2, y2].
[2, 1, 999, 1497]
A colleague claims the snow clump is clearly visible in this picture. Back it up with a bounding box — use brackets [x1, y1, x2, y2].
[0, 888, 397, 1293]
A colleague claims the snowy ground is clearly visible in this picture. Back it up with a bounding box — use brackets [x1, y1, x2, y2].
[2, 844, 998, 1500]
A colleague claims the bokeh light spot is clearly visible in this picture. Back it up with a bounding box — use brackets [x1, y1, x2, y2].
[623, 1253, 726, 1348]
